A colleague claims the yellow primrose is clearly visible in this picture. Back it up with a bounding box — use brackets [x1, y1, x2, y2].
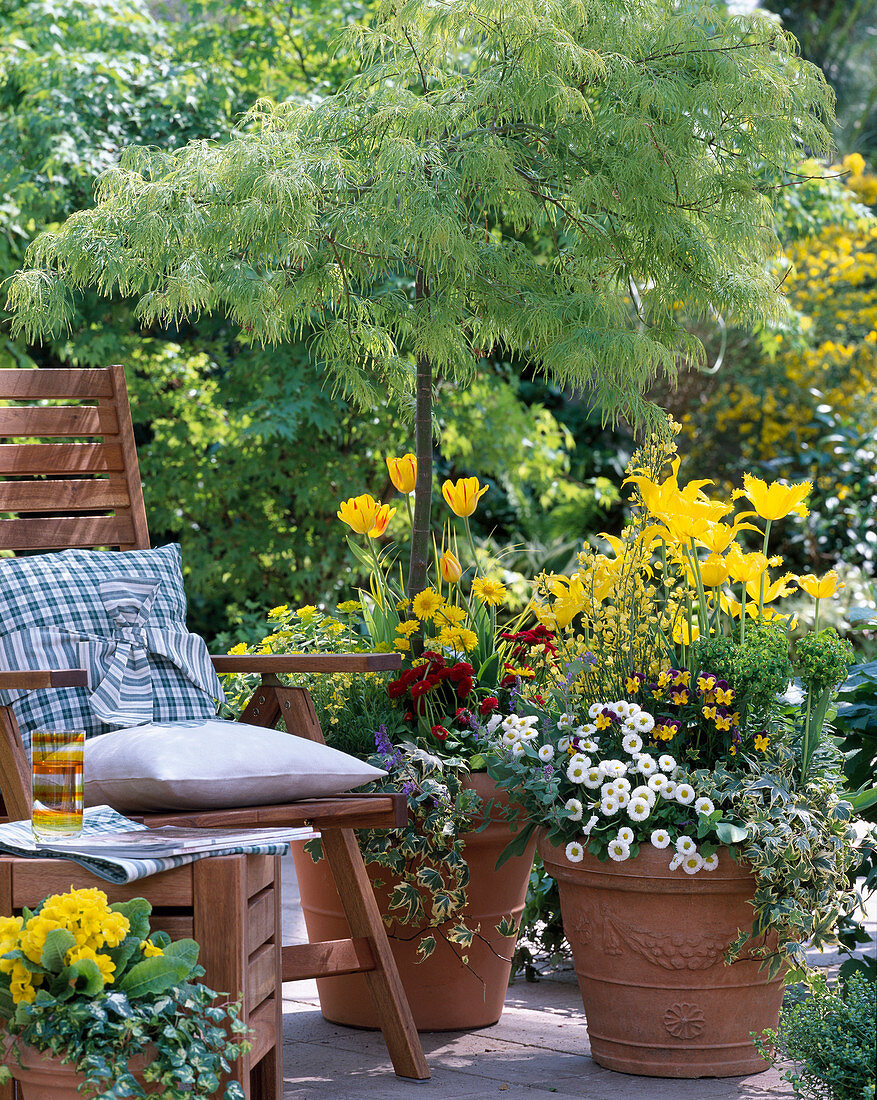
[337, 494, 382, 535]
[442, 476, 488, 517]
[798, 571, 843, 600]
[733, 473, 811, 521]
[140, 940, 164, 959]
[439, 549, 463, 583]
[386, 453, 417, 494]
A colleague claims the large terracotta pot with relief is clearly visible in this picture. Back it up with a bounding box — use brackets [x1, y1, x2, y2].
[538, 834, 784, 1078]
[292, 773, 536, 1031]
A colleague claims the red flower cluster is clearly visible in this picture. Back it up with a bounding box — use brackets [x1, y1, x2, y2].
[499, 624, 558, 659]
[387, 652, 476, 715]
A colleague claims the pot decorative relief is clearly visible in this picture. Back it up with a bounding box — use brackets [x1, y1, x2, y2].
[292, 773, 537, 1031]
[538, 834, 784, 1078]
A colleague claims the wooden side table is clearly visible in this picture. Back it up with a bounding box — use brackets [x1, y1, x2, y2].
[0, 852, 282, 1100]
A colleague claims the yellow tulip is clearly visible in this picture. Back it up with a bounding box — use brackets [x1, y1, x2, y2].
[744, 572, 797, 604]
[439, 549, 463, 583]
[798, 570, 843, 600]
[725, 544, 768, 585]
[734, 473, 811, 521]
[386, 453, 417, 494]
[368, 503, 396, 538]
[337, 494, 382, 534]
[694, 519, 760, 555]
[442, 476, 488, 517]
[699, 553, 729, 588]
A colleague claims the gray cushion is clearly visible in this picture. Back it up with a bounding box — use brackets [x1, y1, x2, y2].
[83, 719, 387, 811]
[0, 544, 223, 750]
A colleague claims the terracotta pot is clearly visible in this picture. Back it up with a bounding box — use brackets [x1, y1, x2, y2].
[538, 833, 784, 1078]
[292, 772, 536, 1031]
[3, 1038, 158, 1098]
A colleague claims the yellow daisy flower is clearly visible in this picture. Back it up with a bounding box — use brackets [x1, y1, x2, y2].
[471, 578, 508, 606]
[412, 589, 444, 621]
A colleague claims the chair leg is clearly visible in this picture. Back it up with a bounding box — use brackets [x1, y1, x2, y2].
[322, 828, 430, 1081]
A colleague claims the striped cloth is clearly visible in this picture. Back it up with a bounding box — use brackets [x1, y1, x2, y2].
[0, 805, 294, 884]
[0, 544, 223, 752]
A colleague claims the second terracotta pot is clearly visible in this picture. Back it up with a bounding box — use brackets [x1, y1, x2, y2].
[292, 772, 536, 1031]
[538, 834, 785, 1078]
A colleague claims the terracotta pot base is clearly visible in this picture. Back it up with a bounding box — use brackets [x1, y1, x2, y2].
[293, 773, 536, 1031]
[538, 835, 784, 1078]
[4, 1039, 159, 1098]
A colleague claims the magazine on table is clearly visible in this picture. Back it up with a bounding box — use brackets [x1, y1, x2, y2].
[38, 824, 316, 859]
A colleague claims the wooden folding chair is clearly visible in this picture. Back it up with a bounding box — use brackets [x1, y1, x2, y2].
[0, 366, 430, 1097]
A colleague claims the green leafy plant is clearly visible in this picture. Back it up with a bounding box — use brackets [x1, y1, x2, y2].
[754, 972, 876, 1100]
[0, 887, 249, 1098]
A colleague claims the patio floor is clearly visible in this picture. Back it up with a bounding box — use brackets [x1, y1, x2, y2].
[279, 856, 876, 1100]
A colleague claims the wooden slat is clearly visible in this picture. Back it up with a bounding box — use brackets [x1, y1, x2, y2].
[246, 942, 278, 1011]
[149, 914, 195, 940]
[109, 364, 150, 550]
[247, 887, 276, 955]
[282, 936, 376, 982]
[0, 670, 88, 690]
[248, 996, 279, 1067]
[0, 709, 30, 822]
[247, 854, 276, 899]
[0, 514, 134, 550]
[137, 793, 408, 831]
[0, 442, 125, 474]
[10, 860, 194, 907]
[0, 368, 114, 400]
[211, 653, 402, 674]
[0, 864, 13, 1100]
[0, 478, 129, 513]
[0, 406, 119, 438]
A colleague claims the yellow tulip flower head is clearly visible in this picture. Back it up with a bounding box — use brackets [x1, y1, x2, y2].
[442, 476, 488, 517]
[368, 503, 396, 538]
[439, 549, 463, 583]
[733, 473, 812, 521]
[699, 553, 730, 588]
[337, 494, 382, 534]
[798, 570, 843, 600]
[386, 453, 417, 494]
[744, 571, 797, 604]
[725, 544, 768, 585]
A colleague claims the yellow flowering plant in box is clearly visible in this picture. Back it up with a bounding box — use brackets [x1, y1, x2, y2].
[509, 426, 869, 978]
[0, 888, 249, 1098]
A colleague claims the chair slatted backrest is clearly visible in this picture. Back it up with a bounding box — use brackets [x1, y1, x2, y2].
[0, 365, 149, 553]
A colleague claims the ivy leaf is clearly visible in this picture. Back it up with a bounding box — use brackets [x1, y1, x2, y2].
[716, 822, 750, 844]
[416, 935, 436, 962]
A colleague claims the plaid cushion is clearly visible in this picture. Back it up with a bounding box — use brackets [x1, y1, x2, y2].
[0, 544, 223, 753]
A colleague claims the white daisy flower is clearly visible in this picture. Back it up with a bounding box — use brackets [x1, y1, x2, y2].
[538, 744, 555, 762]
[565, 798, 584, 821]
[588, 702, 603, 720]
[566, 761, 588, 783]
[668, 852, 684, 870]
[614, 776, 631, 793]
[614, 701, 633, 719]
[615, 791, 630, 809]
[648, 773, 667, 793]
[502, 729, 518, 747]
[580, 738, 599, 753]
[565, 841, 585, 863]
[694, 796, 715, 816]
[661, 779, 677, 799]
[510, 742, 526, 757]
[582, 767, 603, 789]
[682, 853, 704, 875]
[637, 755, 658, 777]
[557, 735, 572, 754]
[633, 711, 655, 733]
[675, 783, 696, 806]
[617, 826, 634, 845]
[622, 717, 639, 734]
[607, 839, 630, 862]
[651, 829, 671, 849]
[519, 727, 540, 742]
[582, 815, 599, 836]
[501, 716, 519, 733]
[675, 835, 696, 855]
[702, 853, 719, 871]
[486, 714, 504, 734]
[630, 785, 656, 806]
[628, 799, 651, 822]
[600, 782, 618, 800]
[610, 759, 628, 778]
[557, 713, 576, 729]
[622, 732, 643, 755]
[579, 723, 598, 737]
[568, 752, 591, 769]
[600, 796, 619, 816]
[658, 754, 677, 772]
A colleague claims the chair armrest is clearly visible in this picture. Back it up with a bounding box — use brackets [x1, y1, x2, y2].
[210, 653, 401, 674]
[0, 669, 89, 690]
